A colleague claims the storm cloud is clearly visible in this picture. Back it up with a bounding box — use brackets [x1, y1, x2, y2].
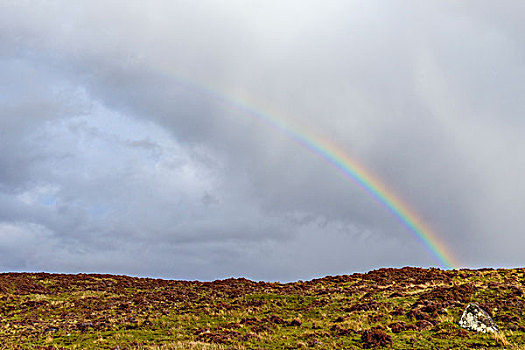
[1, 1, 524, 281]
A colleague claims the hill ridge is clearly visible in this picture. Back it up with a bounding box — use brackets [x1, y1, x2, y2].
[1, 267, 524, 348]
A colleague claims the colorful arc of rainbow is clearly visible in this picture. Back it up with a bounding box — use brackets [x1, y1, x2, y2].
[173, 77, 457, 269]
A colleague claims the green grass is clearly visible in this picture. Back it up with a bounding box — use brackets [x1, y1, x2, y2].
[0, 268, 524, 348]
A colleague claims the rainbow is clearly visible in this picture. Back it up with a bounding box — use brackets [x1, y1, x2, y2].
[170, 76, 457, 269]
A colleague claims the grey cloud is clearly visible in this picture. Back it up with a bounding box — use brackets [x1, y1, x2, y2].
[0, 1, 524, 280]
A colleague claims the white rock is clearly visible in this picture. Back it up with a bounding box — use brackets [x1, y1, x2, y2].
[459, 303, 499, 333]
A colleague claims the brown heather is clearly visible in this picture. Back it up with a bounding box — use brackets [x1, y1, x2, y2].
[0, 267, 524, 349]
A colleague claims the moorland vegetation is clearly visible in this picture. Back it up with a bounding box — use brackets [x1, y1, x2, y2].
[1, 267, 524, 349]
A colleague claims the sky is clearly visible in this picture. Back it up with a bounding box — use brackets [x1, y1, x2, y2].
[1, 1, 524, 281]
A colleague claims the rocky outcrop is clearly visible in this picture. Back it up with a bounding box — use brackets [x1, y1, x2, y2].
[459, 303, 499, 333]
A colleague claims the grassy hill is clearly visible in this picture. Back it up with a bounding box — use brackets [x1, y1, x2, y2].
[0, 267, 524, 349]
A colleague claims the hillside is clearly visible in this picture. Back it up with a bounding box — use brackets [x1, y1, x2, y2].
[0, 267, 524, 349]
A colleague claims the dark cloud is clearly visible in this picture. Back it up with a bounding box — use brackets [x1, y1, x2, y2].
[0, 1, 524, 281]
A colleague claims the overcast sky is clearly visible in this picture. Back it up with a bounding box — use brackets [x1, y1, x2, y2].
[1, 1, 524, 281]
